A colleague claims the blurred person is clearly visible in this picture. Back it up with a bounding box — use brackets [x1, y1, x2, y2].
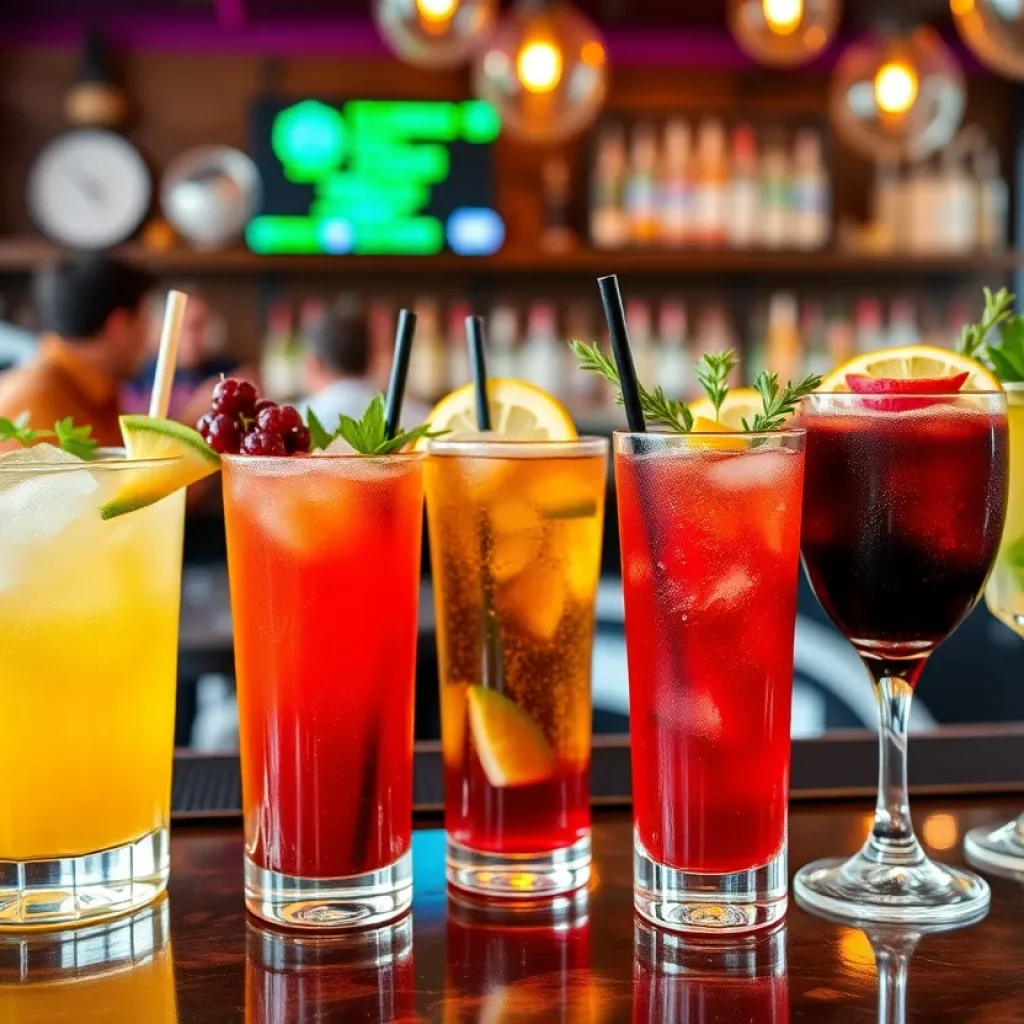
[300, 309, 429, 428]
[0, 255, 155, 447]
[123, 287, 255, 428]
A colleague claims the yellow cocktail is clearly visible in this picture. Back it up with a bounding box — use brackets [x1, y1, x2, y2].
[985, 384, 1024, 633]
[0, 454, 184, 927]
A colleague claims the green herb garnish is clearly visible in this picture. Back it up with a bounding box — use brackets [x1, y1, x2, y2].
[305, 393, 446, 455]
[0, 412, 99, 459]
[957, 287, 1016, 372]
[743, 371, 821, 431]
[694, 351, 737, 422]
[570, 340, 819, 433]
[569, 340, 693, 432]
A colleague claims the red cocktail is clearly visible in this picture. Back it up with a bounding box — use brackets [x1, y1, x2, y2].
[615, 429, 805, 932]
[446, 892, 591, 1018]
[224, 453, 424, 928]
[633, 919, 788, 1024]
[796, 392, 1007, 924]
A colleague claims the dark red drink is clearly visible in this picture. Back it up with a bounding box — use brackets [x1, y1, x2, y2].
[801, 400, 1008, 661]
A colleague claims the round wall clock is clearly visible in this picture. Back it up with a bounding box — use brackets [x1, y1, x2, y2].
[28, 129, 151, 249]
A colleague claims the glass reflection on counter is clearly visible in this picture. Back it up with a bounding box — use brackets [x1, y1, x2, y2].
[245, 913, 413, 1023]
[445, 890, 606, 1022]
[0, 898, 176, 1023]
[633, 919, 788, 1023]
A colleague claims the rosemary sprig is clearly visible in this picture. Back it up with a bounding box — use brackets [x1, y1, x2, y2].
[744, 371, 822, 431]
[569, 340, 693, 432]
[694, 351, 737, 421]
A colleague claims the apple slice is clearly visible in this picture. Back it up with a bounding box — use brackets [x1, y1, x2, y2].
[467, 686, 555, 788]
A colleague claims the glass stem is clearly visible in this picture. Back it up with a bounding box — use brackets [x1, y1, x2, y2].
[872, 933, 920, 1024]
[865, 665, 925, 866]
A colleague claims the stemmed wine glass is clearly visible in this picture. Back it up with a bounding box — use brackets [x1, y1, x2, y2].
[795, 390, 1008, 922]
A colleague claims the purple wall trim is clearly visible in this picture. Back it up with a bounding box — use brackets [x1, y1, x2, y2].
[0, 15, 987, 74]
[214, 0, 248, 31]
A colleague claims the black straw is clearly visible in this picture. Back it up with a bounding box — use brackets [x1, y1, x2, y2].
[465, 315, 492, 431]
[597, 275, 646, 433]
[384, 308, 417, 440]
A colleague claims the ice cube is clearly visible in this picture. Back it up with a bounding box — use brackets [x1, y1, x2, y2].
[704, 566, 755, 608]
[319, 437, 355, 455]
[704, 449, 787, 493]
[0, 462, 99, 549]
[0, 442, 81, 468]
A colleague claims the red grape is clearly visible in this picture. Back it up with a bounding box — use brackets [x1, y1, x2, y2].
[196, 413, 215, 440]
[285, 424, 312, 453]
[241, 430, 287, 456]
[212, 378, 258, 417]
[206, 414, 242, 455]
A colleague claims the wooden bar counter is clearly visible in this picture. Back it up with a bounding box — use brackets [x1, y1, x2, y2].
[5, 794, 1024, 1021]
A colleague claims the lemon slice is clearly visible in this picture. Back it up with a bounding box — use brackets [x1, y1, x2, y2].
[819, 345, 1001, 392]
[419, 380, 577, 447]
[687, 386, 764, 428]
[467, 686, 555, 787]
[100, 415, 220, 520]
[689, 415, 746, 450]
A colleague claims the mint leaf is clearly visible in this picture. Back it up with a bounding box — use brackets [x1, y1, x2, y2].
[305, 408, 332, 451]
[53, 417, 98, 459]
[987, 345, 1024, 383]
[0, 412, 49, 447]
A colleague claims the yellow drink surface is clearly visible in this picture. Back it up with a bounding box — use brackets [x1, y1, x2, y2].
[0, 903, 176, 1023]
[0, 465, 183, 860]
[986, 388, 1024, 636]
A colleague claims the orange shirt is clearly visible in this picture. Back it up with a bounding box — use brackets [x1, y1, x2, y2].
[0, 336, 123, 450]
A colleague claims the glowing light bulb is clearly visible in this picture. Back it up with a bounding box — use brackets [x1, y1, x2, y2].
[762, 0, 803, 35]
[416, 0, 457, 23]
[517, 39, 563, 93]
[874, 60, 918, 114]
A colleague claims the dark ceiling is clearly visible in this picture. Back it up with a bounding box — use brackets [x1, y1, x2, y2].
[4, 0, 959, 31]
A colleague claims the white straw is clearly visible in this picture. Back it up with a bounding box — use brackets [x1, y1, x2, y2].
[149, 289, 188, 419]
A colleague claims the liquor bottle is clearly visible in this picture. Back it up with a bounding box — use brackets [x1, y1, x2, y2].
[693, 119, 729, 247]
[590, 125, 630, 250]
[855, 297, 886, 352]
[888, 297, 921, 348]
[260, 302, 300, 402]
[564, 302, 600, 406]
[519, 302, 564, 397]
[541, 157, 575, 253]
[764, 293, 802, 382]
[693, 302, 739, 386]
[626, 299, 655, 385]
[872, 160, 903, 253]
[825, 308, 856, 366]
[655, 300, 690, 399]
[976, 146, 1009, 253]
[907, 159, 940, 253]
[758, 131, 791, 249]
[408, 298, 448, 401]
[728, 123, 760, 249]
[446, 300, 472, 390]
[801, 300, 831, 377]
[791, 129, 830, 250]
[625, 121, 661, 246]
[488, 304, 520, 380]
[659, 119, 695, 247]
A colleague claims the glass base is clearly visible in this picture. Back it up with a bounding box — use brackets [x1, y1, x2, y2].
[964, 816, 1024, 877]
[794, 850, 990, 925]
[446, 834, 591, 898]
[245, 850, 412, 930]
[633, 832, 787, 933]
[0, 828, 169, 929]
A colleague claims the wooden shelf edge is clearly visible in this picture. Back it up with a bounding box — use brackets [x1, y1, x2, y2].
[0, 237, 1021, 276]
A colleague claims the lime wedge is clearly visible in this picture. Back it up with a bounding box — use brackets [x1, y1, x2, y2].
[467, 686, 555, 787]
[99, 415, 220, 520]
